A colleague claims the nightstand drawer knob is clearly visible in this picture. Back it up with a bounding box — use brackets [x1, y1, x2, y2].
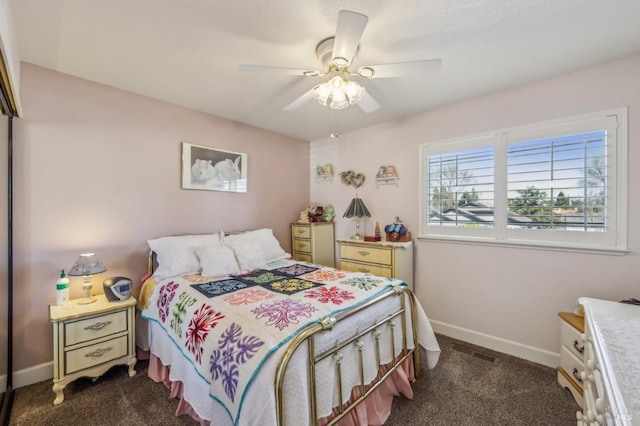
[85, 321, 112, 331]
[357, 250, 370, 257]
[85, 347, 112, 358]
[573, 340, 585, 354]
[357, 267, 370, 273]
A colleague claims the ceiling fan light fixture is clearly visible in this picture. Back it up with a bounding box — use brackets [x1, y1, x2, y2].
[345, 80, 365, 105]
[312, 84, 331, 106]
[312, 76, 365, 110]
[329, 75, 345, 90]
[330, 89, 349, 110]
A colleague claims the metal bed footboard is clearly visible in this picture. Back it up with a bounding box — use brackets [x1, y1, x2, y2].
[274, 285, 420, 426]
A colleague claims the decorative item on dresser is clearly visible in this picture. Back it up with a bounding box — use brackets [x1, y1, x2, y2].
[291, 221, 335, 267]
[337, 239, 414, 289]
[49, 295, 137, 405]
[557, 311, 585, 409]
[577, 297, 639, 426]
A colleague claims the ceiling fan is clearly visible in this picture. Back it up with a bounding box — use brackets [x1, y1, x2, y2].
[239, 10, 442, 113]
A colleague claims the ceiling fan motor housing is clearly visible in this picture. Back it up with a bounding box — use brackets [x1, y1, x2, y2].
[316, 37, 359, 70]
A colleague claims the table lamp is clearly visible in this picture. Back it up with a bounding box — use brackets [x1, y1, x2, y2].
[343, 195, 371, 240]
[68, 253, 107, 304]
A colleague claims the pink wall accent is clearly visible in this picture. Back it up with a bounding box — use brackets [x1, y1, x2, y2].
[0, 63, 309, 373]
[312, 54, 640, 357]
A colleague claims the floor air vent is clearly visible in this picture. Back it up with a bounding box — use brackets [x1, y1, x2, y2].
[451, 343, 499, 363]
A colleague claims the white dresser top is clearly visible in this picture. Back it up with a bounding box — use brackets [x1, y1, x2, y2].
[579, 298, 640, 425]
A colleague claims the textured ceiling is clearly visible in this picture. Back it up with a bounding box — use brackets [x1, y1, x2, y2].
[10, 0, 640, 141]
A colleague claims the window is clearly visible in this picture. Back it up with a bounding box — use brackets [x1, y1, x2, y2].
[419, 108, 627, 253]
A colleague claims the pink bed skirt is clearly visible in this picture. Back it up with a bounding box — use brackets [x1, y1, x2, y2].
[144, 349, 416, 426]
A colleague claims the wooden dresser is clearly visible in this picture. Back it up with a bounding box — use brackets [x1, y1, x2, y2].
[291, 222, 335, 267]
[337, 239, 413, 289]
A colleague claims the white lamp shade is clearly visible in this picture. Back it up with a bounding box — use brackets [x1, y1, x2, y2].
[68, 253, 107, 276]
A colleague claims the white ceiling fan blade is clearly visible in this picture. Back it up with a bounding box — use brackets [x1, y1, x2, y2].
[357, 92, 380, 113]
[284, 88, 315, 111]
[358, 59, 442, 79]
[332, 10, 368, 67]
[239, 64, 323, 77]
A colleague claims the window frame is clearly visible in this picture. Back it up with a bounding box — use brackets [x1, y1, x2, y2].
[418, 108, 628, 255]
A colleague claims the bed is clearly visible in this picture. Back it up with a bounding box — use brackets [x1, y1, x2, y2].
[136, 228, 440, 425]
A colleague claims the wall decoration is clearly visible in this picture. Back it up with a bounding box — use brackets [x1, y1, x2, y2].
[375, 165, 400, 187]
[340, 170, 366, 188]
[182, 142, 248, 192]
[315, 163, 334, 182]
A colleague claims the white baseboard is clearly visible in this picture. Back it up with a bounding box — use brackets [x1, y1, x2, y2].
[430, 319, 560, 368]
[0, 361, 53, 391]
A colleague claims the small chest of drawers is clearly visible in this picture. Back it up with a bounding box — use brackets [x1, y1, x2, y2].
[291, 222, 335, 267]
[337, 239, 413, 289]
[557, 311, 585, 409]
[49, 295, 137, 404]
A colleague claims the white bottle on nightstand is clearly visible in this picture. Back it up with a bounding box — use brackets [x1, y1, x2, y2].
[57, 270, 70, 304]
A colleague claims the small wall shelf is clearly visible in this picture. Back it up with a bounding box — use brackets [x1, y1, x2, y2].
[316, 174, 334, 183]
[376, 177, 399, 187]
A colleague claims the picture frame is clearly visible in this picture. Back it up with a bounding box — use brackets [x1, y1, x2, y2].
[181, 142, 248, 192]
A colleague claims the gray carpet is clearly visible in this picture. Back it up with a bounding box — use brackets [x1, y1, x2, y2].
[8, 334, 579, 425]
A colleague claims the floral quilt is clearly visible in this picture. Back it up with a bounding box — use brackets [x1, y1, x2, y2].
[139, 259, 406, 425]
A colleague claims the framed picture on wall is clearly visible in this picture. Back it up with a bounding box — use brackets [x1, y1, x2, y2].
[181, 142, 248, 192]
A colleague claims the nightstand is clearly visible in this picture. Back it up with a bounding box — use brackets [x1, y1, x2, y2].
[49, 294, 137, 404]
[337, 239, 413, 289]
[291, 222, 335, 267]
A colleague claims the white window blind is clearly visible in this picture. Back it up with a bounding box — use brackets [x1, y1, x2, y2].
[419, 108, 627, 254]
[428, 146, 495, 227]
[506, 131, 606, 231]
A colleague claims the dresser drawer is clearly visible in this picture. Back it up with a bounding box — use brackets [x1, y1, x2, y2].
[64, 310, 128, 347]
[293, 252, 312, 262]
[560, 346, 584, 390]
[340, 244, 391, 265]
[65, 335, 129, 374]
[341, 260, 392, 277]
[560, 320, 584, 361]
[293, 239, 311, 253]
[291, 226, 310, 239]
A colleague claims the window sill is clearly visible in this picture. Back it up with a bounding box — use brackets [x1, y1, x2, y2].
[417, 235, 629, 256]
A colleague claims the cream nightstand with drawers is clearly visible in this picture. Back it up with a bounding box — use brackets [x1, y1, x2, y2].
[291, 222, 335, 267]
[557, 311, 585, 409]
[49, 294, 137, 404]
[337, 239, 413, 289]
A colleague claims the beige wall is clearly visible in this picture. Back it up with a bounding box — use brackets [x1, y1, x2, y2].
[311, 54, 640, 364]
[0, 63, 309, 376]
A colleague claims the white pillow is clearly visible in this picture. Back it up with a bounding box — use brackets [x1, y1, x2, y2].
[226, 237, 266, 272]
[148, 233, 221, 279]
[224, 228, 288, 263]
[195, 245, 240, 277]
